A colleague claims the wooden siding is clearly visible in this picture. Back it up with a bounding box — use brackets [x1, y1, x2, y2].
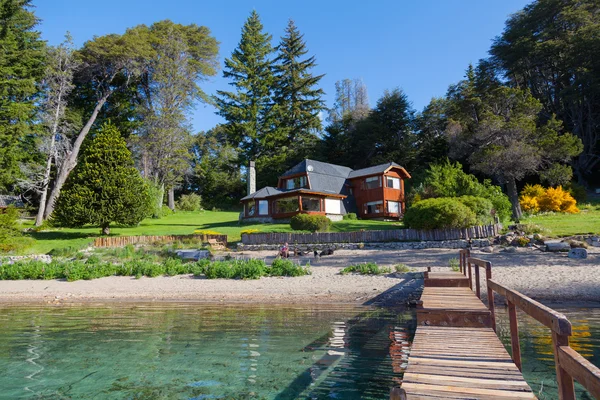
[94, 234, 228, 248]
[241, 224, 500, 245]
[350, 170, 406, 218]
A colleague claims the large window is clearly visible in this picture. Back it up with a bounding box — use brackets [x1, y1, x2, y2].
[258, 200, 268, 215]
[386, 177, 400, 189]
[365, 176, 382, 190]
[365, 200, 383, 214]
[301, 196, 321, 212]
[286, 176, 307, 190]
[246, 200, 256, 216]
[274, 197, 299, 214]
[388, 201, 399, 214]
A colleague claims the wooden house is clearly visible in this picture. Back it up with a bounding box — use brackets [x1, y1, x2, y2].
[240, 159, 410, 222]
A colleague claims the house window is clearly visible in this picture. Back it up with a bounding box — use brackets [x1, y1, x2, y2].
[286, 176, 307, 190]
[274, 197, 299, 214]
[388, 201, 399, 214]
[258, 200, 268, 215]
[301, 196, 320, 212]
[386, 177, 400, 189]
[246, 200, 256, 216]
[365, 176, 382, 190]
[365, 200, 383, 214]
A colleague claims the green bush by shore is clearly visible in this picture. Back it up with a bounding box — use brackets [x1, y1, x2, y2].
[0, 257, 310, 281]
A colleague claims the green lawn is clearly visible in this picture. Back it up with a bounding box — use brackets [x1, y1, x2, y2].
[20, 211, 403, 255]
[520, 201, 600, 237]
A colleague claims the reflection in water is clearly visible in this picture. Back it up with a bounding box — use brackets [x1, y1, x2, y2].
[0, 304, 415, 400]
[495, 306, 600, 400]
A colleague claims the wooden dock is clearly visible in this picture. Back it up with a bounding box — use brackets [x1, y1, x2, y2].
[392, 250, 600, 400]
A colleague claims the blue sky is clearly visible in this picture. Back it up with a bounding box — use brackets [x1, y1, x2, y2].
[35, 0, 530, 133]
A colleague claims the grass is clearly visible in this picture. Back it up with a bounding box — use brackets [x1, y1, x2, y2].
[18, 210, 403, 255]
[519, 200, 600, 237]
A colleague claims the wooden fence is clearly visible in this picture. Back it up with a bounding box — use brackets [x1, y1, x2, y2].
[241, 224, 501, 245]
[93, 234, 228, 248]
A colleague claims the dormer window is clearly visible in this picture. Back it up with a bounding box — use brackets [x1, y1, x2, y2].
[286, 176, 307, 190]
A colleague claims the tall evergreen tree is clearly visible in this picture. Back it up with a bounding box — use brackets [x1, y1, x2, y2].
[272, 20, 325, 163]
[53, 123, 151, 235]
[215, 11, 275, 188]
[0, 0, 46, 192]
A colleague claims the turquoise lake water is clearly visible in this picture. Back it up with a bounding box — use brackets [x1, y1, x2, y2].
[495, 306, 600, 400]
[0, 304, 414, 400]
[0, 304, 598, 399]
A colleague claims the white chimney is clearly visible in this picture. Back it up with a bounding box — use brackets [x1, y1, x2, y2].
[247, 161, 256, 195]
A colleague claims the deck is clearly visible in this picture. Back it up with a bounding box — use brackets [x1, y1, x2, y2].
[392, 252, 600, 400]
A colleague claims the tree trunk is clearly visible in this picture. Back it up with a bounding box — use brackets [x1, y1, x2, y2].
[101, 224, 110, 236]
[168, 187, 175, 210]
[44, 95, 110, 219]
[36, 90, 64, 226]
[506, 177, 522, 222]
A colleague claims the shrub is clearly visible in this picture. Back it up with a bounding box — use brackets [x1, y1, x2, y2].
[0, 206, 33, 253]
[240, 229, 260, 235]
[176, 193, 202, 212]
[340, 263, 391, 275]
[520, 185, 579, 214]
[394, 264, 410, 273]
[193, 229, 222, 235]
[290, 214, 330, 232]
[538, 186, 579, 213]
[456, 196, 494, 225]
[343, 213, 358, 220]
[417, 160, 512, 221]
[268, 259, 311, 277]
[403, 198, 477, 229]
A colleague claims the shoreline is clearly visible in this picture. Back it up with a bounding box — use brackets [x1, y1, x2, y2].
[1, 248, 599, 306]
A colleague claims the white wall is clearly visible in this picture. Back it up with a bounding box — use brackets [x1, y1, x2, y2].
[325, 199, 342, 214]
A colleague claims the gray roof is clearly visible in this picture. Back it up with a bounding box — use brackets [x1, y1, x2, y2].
[240, 186, 282, 201]
[348, 162, 404, 178]
[242, 160, 409, 201]
[282, 159, 353, 196]
[0, 195, 24, 208]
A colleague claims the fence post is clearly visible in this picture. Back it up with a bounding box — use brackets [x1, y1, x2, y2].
[475, 265, 481, 299]
[552, 331, 576, 400]
[467, 260, 473, 290]
[507, 300, 522, 371]
[485, 262, 496, 332]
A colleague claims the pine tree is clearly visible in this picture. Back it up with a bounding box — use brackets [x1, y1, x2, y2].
[0, 0, 46, 191]
[215, 10, 275, 177]
[53, 123, 152, 235]
[272, 20, 325, 161]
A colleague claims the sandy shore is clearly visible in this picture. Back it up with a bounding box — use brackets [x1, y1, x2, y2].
[0, 247, 598, 304]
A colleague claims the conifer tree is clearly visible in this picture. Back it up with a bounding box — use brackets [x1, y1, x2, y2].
[215, 10, 275, 183]
[53, 123, 151, 235]
[272, 20, 325, 162]
[0, 0, 46, 191]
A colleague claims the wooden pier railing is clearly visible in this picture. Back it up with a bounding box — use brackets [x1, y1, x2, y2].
[468, 255, 600, 400]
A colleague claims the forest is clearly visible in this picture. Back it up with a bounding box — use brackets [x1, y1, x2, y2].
[0, 0, 598, 227]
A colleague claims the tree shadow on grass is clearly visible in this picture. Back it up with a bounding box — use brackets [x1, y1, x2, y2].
[27, 231, 96, 241]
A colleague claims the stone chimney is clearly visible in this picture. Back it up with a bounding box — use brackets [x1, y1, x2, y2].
[247, 161, 256, 195]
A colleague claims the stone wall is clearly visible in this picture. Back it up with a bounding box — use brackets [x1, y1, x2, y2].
[237, 239, 491, 251]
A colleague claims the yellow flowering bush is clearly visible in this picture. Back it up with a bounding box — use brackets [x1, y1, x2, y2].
[519, 185, 579, 214]
[193, 230, 222, 235]
[240, 229, 260, 235]
[519, 195, 540, 213]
